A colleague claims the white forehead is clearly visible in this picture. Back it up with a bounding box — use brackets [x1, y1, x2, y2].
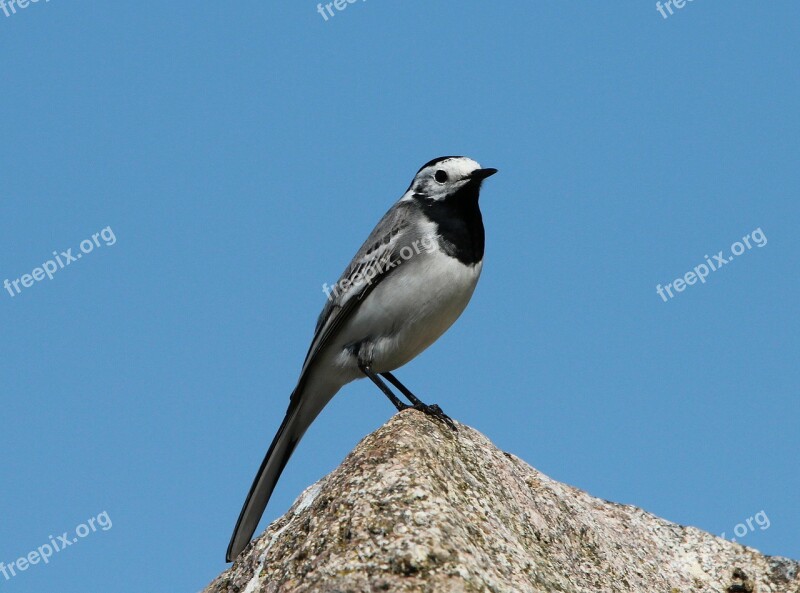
[417, 157, 482, 179]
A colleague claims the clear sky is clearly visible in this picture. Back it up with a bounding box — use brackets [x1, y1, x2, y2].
[1, 2, 798, 592]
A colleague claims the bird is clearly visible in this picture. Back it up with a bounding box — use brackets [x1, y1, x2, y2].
[226, 156, 497, 562]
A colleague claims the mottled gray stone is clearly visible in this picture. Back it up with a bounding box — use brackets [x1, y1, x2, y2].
[205, 410, 799, 593]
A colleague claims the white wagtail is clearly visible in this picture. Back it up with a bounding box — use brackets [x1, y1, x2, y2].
[226, 156, 497, 561]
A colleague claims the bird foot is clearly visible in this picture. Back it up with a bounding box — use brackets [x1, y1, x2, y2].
[401, 402, 457, 431]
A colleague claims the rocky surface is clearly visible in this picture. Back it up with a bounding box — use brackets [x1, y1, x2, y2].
[205, 410, 800, 593]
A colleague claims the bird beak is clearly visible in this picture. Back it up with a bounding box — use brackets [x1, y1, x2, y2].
[470, 168, 498, 181]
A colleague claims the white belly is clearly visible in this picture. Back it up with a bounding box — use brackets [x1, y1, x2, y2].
[332, 251, 483, 374]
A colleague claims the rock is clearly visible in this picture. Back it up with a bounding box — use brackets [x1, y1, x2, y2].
[204, 410, 800, 593]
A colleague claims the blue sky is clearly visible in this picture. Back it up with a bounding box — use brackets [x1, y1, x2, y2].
[1, 2, 798, 591]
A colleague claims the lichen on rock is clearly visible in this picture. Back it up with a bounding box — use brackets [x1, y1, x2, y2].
[205, 410, 800, 593]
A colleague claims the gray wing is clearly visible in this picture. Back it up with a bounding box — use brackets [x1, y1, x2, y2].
[293, 199, 423, 395]
[228, 200, 429, 562]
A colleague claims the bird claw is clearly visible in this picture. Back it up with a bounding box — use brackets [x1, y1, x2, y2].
[409, 403, 458, 431]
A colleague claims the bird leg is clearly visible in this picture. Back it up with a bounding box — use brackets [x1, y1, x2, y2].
[358, 362, 409, 412]
[380, 371, 457, 431]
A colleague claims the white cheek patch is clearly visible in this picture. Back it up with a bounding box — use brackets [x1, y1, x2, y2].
[405, 157, 483, 201]
[426, 179, 470, 201]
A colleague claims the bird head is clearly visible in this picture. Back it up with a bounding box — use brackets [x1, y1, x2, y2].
[406, 156, 497, 202]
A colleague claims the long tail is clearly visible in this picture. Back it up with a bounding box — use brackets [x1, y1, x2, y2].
[226, 381, 336, 562]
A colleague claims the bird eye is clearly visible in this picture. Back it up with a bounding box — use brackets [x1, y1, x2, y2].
[434, 170, 448, 183]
